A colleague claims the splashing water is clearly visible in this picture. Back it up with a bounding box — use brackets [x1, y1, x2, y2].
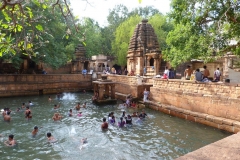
[61, 93, 75, 100]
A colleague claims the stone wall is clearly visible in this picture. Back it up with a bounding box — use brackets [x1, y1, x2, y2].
[150, 78, 240, 121]
[107, 75, 152, 99]
[0, 74, 92, 97]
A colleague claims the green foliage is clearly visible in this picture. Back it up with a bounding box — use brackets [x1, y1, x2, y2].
[112, 15, 142, 66]
[78, 18, 104, 57]
[166, 0, 240, 67]
[149, 14, 173, 51]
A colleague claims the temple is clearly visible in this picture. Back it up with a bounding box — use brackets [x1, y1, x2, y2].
[71, 44, 90, 73]
[127, 19, 162, 77]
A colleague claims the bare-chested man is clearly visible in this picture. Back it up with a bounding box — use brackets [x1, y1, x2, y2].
[32, 126, 39, 136]
[75, 103, 81, 111]
[52, 113, 62, 121]
[4, 111, 11, 122]
[54, 103, 60, 109]
[184, 65, 193, 80]
[4, 134, 16, 147]
[101, 117, 108, 130]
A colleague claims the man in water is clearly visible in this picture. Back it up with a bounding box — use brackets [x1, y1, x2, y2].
[32, 126, 38, 136]
[101, 117, 108, 129]
[139, 110, 148, 119]
[4, 134, 16, 146]
[69, 109, 73, 117]
[25, 106, 32, 119]
[82, 102, 86, 108]
[4, 111, 11, 122]
[46, 132, 56, 142]
[75, 103, 81, 111]
[52, 113, 63, 121]
[54, 103, 60, 109]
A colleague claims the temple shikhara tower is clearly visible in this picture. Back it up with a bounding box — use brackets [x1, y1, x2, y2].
[71, 44, 90, 73]
[127, 19, 161, 76]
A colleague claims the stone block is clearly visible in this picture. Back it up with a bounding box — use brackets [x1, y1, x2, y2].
[233, 127, 240, 133]
[186, 115, 196, 122]
[206, 115, 215, 122]
[158, 107, 170, 115]
[222, 119, 235, 126]
[212, 117, 224, 124]
[233, 121, 240, 128]
[170, 110, 186, 119]
[218, 124, 233, 132]
[196, 117, 219, 128]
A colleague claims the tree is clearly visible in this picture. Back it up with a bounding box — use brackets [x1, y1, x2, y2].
[112, 15, 142, 66]
[148, 14, 173, 51]
[165, 0, 240, 67]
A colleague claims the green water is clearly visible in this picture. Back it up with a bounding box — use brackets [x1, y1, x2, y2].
[0, 93, 231, 160]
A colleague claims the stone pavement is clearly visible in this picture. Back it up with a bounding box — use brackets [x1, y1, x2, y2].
[176, 132, 240, 160]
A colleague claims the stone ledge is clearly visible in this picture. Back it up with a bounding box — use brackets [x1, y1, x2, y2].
[145, 100, 240, 133]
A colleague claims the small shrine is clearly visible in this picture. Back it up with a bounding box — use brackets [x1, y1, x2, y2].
[127, 19, 161, 76]
[71, 44, 90, 73]
[92, 75, 117, 104]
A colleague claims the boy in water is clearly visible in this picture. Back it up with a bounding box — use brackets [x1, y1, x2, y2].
[32, 126, 38, 136]
[46, 132, 56, 142]
[4, 134, 16, 147]
[52, 113, 62, 121]
[4, 111, 11, 122]
[54, 103, 60, 109]
[101, 117, 108, 129]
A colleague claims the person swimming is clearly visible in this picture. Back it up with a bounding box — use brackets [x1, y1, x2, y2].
[82, 102, 86, 108]
[46, 132, 57, 142]
[101, 117, 108, 130]
[48, 96, 52, 101]
[32, 126, 38, 136]
[21, 103, 25, 109]
[25, 107, 32, 119]
[4, 134, 17, 147]
[28, 101, 33, 106]
[52, 113, 62, 121]
[16, 107, 21, 112]
[125, 115, 132, 125]
[69, 109, 73, 117]
[54, 103, 60, 109]
[131, 112, 138, 117]
[81, 138, 87, 144]
[118, 117, 125, 127]
[110, 115, 115, 124]
[75, 103, 81, 111]
[4, 111, 11, 122]
[77, 112, 82, 117]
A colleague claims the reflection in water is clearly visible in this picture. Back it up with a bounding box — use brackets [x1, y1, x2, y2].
[0, 93, 231, 159]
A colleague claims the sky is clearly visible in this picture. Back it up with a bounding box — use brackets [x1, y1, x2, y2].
[70, 0, 171, 26]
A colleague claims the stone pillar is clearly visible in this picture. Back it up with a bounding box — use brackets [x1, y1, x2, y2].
[105, 84, 109, 97]
[98, 84, 104, 100]
[154, 58, 158, 75]
[110, 84, 115, 99]
[223, 57, 229, 81]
